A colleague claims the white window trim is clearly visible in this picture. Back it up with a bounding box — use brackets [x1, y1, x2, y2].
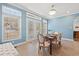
[2, 6, 22, 42]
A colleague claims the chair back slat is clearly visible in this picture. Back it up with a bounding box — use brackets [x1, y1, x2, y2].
[37, 34, 45, 43]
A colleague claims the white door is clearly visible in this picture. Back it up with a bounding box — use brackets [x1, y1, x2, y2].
[27, 18, 42, 40]
[43, 20, 48, 35]
[28, 18, 35, 40]
[34, 20, 42, 39]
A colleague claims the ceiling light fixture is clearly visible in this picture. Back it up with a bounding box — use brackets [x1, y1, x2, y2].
[66, 11, 70, 14]
[48, 5, 56, 15]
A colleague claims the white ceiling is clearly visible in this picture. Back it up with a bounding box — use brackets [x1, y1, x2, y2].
[14, 3, 79, 19]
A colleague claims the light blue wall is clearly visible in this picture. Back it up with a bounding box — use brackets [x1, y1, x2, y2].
[0, 4, 2, 43]
[48, 14, 79, 39]
[0, 3, 26, 45]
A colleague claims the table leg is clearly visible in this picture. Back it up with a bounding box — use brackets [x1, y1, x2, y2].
[50, 42, 52, 55]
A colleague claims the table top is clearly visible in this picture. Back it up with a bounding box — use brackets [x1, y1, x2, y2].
[44, 35, 57, 41]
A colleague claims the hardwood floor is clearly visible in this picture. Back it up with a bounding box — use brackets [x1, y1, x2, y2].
[16, 39, 79, 56]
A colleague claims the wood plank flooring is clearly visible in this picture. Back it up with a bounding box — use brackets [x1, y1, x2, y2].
[16, 39, 79, 56]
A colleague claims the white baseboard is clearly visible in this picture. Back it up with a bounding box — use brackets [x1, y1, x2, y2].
[14, 39, 36, 46]
[14, 41, 26, 46]
[62, 38, 73, 41]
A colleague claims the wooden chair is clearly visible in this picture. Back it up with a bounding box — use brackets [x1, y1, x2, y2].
[52, 32, 62, 49]
[37, 34, 50, 55]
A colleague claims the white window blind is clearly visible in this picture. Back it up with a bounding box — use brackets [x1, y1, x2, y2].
[27, 12, 41, 21]
[2, 6, 22, 17]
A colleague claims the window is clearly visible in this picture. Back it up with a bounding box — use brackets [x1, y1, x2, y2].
[27, 12, 42, 40]
[2, 5, 22, 42]
[43, 19, 48, 35]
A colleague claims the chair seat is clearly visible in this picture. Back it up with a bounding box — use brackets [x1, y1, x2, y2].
[44, 41, 50, 47]
[39, 44, 44, 46]
[39, 41, 50, 47]
[52, 41, 59, 44]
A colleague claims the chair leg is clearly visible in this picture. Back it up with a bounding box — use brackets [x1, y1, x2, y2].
[58, 42, 61, 48]
[38, 46, 41, 50]
[38, 47, 45, 56]
[38, 46, 42, 55]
